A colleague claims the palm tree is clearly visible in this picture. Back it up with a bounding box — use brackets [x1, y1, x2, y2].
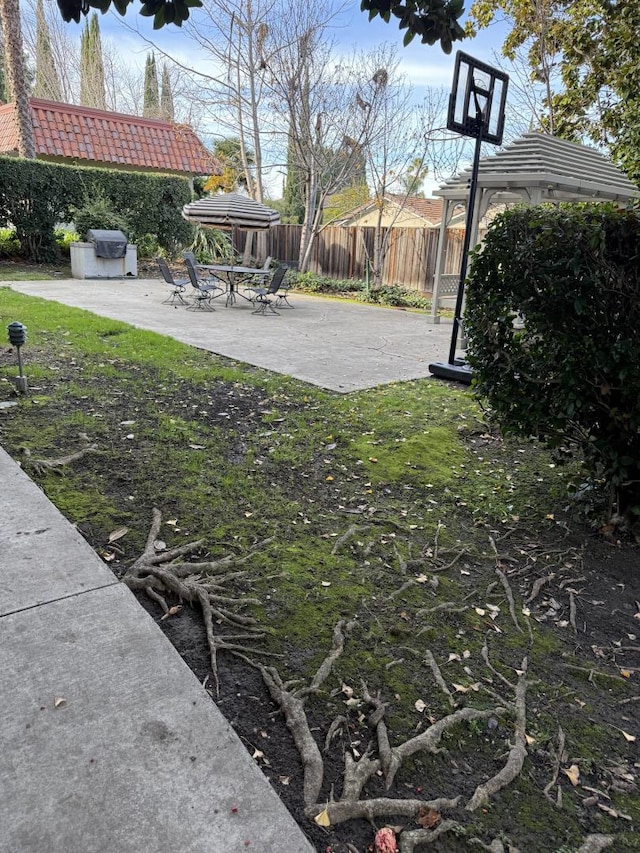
[0, 0, 35, 157]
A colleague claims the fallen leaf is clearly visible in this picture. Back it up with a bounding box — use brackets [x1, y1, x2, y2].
[279, 776, 290, 785]
[620, 670, 631, 679]
[153, 540, 166, 552]
[415, 574, 429, 584]
[341, 683, 354, 699]
[416, 806, 441, 829]
[369, 457, 378, 463]
[54, 697, 66, 708]
[622, 730, 636, 743]
[188, 444, 205, 450]
[165, 519, 178, 526]
[252, 749, 264, 760]
[447, 653, 461, 662]
[563, 764, 580, 786]
[598, 803, 632, 820]
[160, 605, 183, 621]
[525, 733, 536, 746]
[414, 699, 426, 713]
[475, 607, 486, 616]
[321, 581, 331, 587]
[108, 526, 129, 543]
[314, 808, 331, 827]
[325, 475, 334, 482]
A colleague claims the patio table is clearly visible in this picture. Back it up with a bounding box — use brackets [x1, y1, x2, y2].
[196, 264, 268, 306]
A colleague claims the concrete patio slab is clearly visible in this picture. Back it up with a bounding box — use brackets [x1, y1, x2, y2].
[6, 278, 459, 393]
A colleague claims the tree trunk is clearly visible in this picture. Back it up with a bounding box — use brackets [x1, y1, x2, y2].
[0, 0, 35, 158]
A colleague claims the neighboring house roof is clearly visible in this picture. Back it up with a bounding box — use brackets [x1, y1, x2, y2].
[385, 194, 445, 225]
[0, 98, 219, 177]
[337, 193, 448, 227]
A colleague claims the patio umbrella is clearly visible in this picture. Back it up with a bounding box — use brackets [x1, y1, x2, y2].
[181, 193, 280, 230]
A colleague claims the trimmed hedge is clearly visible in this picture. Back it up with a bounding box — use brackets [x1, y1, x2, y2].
[464, 203, 640, 522]
[0, 157, 193, 261]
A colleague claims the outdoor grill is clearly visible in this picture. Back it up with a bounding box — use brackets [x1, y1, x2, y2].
[70, 229, 137, 279]
[86, 229, 128, 259]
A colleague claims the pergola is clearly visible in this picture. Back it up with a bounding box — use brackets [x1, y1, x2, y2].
[429, 131, 639, 321]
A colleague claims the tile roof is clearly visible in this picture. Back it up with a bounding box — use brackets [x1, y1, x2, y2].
[0, 99, 219, 176]
[384, 194, 445, 224]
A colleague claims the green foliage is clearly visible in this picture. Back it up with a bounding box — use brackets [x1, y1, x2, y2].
[34, 0, 62, 101]
[188, 224, 234, 263]
[54, 228, 80, 257]
[464, 203, 640, 521]
[55, 0, 203, 28]
[293, 272, 365, 295]
[143, 52, 159, 118]
[360, 284, 430, 309]
[79, 13, 106, 109]
[360, 0, 466, 52]
[134, 232, 162, 259]
[204, 137, 253, 194]
[323, 183, 370, 224]
[0, 156, 193, 261]
[72, 193, 130, 239]
[291, 271, 431, 309]
[0, 228, 21, 258]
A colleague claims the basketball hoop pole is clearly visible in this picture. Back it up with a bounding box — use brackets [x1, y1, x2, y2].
[429, 51, 509, 384]
[448, 119, 483, 366]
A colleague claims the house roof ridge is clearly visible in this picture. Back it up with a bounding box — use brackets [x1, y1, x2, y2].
[29, 98, 190, 130]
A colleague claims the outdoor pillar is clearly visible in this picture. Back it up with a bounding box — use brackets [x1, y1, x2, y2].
[427, 198, 454, 324]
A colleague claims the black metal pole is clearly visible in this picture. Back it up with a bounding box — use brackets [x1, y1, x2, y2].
[447, 126, 484, 365]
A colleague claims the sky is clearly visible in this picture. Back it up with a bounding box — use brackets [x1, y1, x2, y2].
[61, 0, 510, 197]
[99, 0, 508, 90]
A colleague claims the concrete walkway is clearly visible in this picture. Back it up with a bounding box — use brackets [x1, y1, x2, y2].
[0, 444, 314, 853]
[7, 278, 458, 392]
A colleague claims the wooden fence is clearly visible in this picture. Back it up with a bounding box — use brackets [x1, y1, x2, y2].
[233, 224, 471, 292]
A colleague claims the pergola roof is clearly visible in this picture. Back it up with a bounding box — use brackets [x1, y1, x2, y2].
[434, 132, 638, 204]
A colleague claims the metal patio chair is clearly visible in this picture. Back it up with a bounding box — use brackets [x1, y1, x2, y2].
[250, 266, 287, 316]
[156, 257, 188, 306]
[182, 251, 227, 295]
[183, 257, 223, 310]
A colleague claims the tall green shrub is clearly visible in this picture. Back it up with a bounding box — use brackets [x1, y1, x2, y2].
[0, 157, 193, 260]
[464, 203, 640, 523]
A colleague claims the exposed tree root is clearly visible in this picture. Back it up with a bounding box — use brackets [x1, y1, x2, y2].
[543, 726, 566, 804]
[20, 438, 99, 476]
[467, 659, 529, 811]
[576, 835, 615, 853]
[399, 821, 464, 852]
[260, 620, 519, 843]
[423, 649, 456, 707]
[124, 508, 269, 694]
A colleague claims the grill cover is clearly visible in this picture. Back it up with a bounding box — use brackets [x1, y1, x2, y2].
[87, 229, 128, 259]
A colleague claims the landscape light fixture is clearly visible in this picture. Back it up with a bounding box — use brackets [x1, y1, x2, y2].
[7, 321, 28, 394]
[429, 52, 509, 384]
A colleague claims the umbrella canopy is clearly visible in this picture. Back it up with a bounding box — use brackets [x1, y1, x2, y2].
[182, 193, 280, 230]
